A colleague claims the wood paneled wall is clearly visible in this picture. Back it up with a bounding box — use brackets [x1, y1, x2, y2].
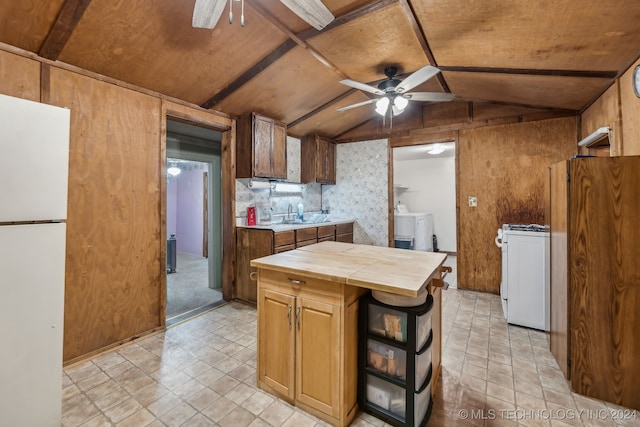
[0, 50, 40, 101]
[1, 46, 235, 363]
[46, 68, 163, 362]
[619, 59, 640, 155]
[581, 82, 622, 155]
[581, 58, 640, 156]
[457, 117, 577, 293]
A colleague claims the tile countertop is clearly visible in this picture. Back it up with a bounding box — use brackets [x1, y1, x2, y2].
[236, 218, 355, 232]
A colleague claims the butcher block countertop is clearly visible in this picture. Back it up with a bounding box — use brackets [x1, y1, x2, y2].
[250, 241, 447, 297]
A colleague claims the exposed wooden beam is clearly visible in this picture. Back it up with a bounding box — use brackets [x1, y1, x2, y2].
[454, 97, 578, 114]
[200, 39, 297, 109]
[287, 89, 358, 129]
[397, 0, 451, 93]
[438, 66, 618, 79]
[201, 0, 392, 109]
[39, 0, 93, 60]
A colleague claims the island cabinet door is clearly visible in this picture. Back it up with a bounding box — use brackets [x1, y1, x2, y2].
[259, 289, 295, 400]
[295, 297, 340, 417]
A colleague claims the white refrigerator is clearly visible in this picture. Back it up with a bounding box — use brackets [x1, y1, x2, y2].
[0, 94, 70, 426]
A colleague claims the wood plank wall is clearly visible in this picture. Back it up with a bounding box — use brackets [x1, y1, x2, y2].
[46, 68, 163, 362]
[0, 50, 40, 101]
[457, 117, 578, 293]
[0, 48, 235, 363]
[582, 58, 640, 156]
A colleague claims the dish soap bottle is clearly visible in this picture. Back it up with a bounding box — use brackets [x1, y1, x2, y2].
[297, 202, 304, 221]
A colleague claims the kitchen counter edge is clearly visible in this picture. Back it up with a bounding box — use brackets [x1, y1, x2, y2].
[237, 218, 355, 232]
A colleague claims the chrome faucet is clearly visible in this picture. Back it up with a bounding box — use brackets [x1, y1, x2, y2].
[287, 203, 293, 222]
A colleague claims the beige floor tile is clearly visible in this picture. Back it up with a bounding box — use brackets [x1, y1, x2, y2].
[61, 289, 640, 427]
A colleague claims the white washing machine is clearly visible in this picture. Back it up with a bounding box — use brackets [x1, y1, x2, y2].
[394, 213, 433, 251]
[495, 224, 550, 331]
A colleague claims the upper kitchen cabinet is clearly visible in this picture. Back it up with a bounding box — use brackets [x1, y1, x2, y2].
[237, 112, 287, 180]
[301, 134, 336, 184]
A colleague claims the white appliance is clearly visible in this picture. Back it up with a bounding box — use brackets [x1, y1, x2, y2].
[395, 213, 434, 251]
[0, 94, 70, 426]
[495, 224, 550, 331]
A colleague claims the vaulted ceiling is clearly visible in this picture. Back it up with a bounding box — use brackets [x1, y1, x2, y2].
[1, 0, 639, 141]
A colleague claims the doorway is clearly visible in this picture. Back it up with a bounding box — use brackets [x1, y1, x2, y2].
[392, 142, 458, 287]
[165, 120, 223, 324]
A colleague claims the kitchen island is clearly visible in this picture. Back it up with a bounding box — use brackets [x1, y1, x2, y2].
[250, 241, 447, 426]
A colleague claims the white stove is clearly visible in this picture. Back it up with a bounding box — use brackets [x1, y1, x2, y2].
[495, 224, 550, 331]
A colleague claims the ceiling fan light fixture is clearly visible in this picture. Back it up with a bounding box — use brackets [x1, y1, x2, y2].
[375, 97, 390, 116]
[391, 105, 405, 116]
[393, 95, 408, 110]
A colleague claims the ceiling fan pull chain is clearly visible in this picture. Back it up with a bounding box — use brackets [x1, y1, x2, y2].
[228, 0, 233, 24]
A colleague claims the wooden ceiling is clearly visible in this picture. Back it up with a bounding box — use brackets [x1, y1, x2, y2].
[1, 0, 639, 140]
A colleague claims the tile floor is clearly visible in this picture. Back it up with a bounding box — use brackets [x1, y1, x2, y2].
[62, 256, 639, 426]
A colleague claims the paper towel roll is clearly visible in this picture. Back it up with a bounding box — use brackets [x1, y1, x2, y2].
[248, 180, 270, 190]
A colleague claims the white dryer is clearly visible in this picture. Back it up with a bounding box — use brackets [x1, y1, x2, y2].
[394, 213, 434, 251]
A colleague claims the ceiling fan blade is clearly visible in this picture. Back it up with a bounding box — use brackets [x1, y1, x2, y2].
[336, 99, 377, 112]
[394, 65, 441, 93]
[405, 92, 456, 102]
[192, 0, 227, 29]
[280, 0, 335, 31]
[339, 79, 384, 96]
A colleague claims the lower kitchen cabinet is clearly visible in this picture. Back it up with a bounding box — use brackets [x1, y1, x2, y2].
[257, 269, 365, 426]
[236, 223, 353, 303]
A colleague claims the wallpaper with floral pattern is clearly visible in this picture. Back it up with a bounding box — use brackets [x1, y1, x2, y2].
[322, 139, 389, 246]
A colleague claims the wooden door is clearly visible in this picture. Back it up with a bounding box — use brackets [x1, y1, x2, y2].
[253, 114, 273, 178]
[295, 297, 340, 417]
[549, 161, 570, 378]
[316, 137, 329, 183]
[259, 289, 295, 399]
[272, 121, 287, 179]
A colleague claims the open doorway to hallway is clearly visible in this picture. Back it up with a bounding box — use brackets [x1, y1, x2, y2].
[166, 120, 223, 324]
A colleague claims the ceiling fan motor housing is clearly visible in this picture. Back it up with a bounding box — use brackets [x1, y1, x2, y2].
[378, 78, 401, 92]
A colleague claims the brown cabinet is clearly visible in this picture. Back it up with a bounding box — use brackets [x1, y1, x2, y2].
[336, 222, 353, 243]
[237, 112, 287, 179]
[549, 157, 640, 410]
[257, 269, 364, 426]
[236, 224, 354, 303]
[301, 134, 336, 184]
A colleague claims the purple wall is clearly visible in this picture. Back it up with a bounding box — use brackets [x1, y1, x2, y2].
[167, 177, 178, 238]
[166, 164, 206, 257]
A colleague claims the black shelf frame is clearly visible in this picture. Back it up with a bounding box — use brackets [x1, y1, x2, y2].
[358, 293, 435, 427]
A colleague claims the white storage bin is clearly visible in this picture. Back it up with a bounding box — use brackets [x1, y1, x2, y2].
[368, 302, 432, 351]
[365, 371, 432, 425]
[367, 336, 432, 390]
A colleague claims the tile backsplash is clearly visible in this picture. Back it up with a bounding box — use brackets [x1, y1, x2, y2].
[235, 179, 322, 223]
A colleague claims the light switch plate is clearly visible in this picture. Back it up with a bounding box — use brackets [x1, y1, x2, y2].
[469, 196, 478, 207]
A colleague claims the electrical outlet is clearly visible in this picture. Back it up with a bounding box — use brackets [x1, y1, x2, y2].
[468, 196, 478, 207]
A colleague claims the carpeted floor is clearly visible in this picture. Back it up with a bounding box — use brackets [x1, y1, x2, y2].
[166, 252, 222, 320]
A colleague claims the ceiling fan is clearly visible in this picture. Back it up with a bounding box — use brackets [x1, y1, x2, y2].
[337, 65, 455, 116]
[192, 0, 334, 30]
